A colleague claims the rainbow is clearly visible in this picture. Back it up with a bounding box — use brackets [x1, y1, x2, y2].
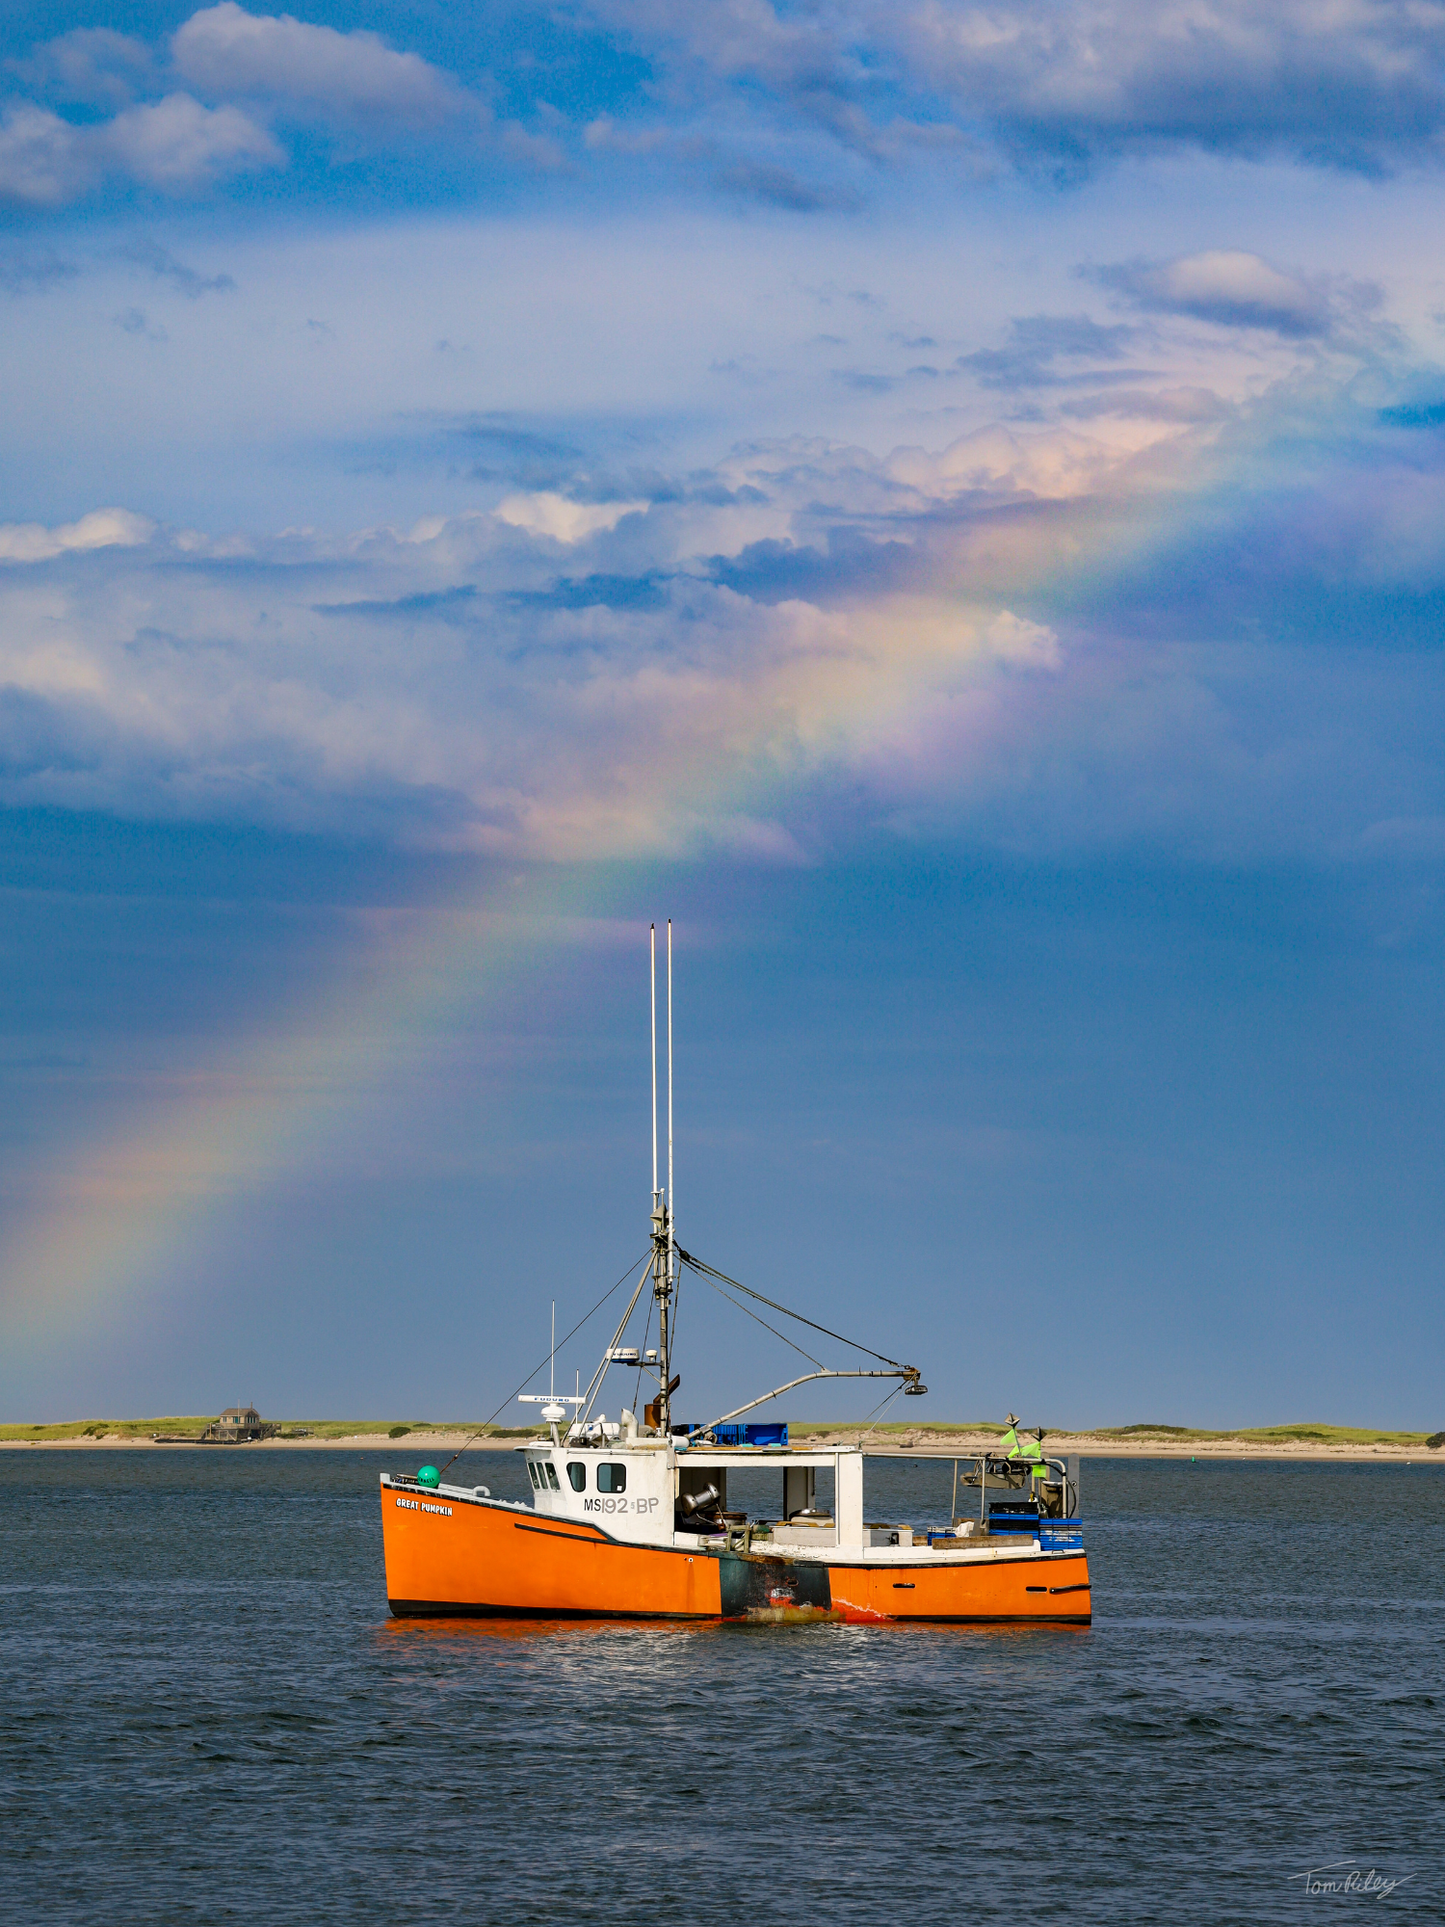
[0, 876, 621, 1354]
[0, 384, 1363, 1363]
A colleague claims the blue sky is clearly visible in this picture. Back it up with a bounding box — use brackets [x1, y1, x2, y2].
[2, 2, 1444, 1428]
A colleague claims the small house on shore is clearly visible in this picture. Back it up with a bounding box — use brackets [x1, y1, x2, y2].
[201, 1405, 274, 1442]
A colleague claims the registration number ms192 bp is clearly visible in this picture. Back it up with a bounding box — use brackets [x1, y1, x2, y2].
[583, 1496, 661, 1515]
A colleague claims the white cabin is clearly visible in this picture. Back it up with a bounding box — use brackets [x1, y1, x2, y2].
[519, 1438, 675, 1542]
[517, 1436, 973, 1556]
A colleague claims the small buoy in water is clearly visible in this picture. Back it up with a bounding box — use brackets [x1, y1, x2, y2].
[418, 1465, 440, 1488]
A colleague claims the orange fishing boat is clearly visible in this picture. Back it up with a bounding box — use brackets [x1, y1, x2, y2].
[381, 923, 1089, 1626]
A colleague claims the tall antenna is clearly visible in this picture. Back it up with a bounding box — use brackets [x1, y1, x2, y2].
[650, 923, 658, 1203]
[549, 1300, 555, 1403]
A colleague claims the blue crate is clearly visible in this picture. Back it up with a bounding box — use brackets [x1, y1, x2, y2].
[673, 1421, 788, 1447]
[988, 1511, 1041, 1532]
[1039, 1528, 1084, 1550]
[715, 1422, 788, 1447]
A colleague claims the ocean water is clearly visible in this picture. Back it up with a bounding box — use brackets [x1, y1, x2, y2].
[1, 1449, 1439, 1924]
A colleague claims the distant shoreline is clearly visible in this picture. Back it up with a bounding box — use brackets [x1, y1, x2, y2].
[2, 1420, 1441, 1463]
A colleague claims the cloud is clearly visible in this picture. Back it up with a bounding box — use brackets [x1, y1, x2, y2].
[1059, 387, 1231, 424]
[956, 312, 1139, 390]
[114, 305, 167, 340]
[1090, 252, 1335, 336]
[172, 4, 467, 128]
[587, 0, 1445, 176]
[495, 493, 649, 543]
[581, 114, 865, 210]
[0, 236, 231, 299]
[10, 0, 1443, 220]
[0, 6, 565, 214]
[0, 93, 280, 206]
[0, 508, 155, 563]
[587, 0, 882, 154]
[0, 443, 1084, 851]
[713, 159, 860, 211]
[119, 237, 235, 296]
[0, 247, 79, 293]
[0, 365, 1443, 868]
[105, 93, 283, 191]
[0, 103, 88, 207]
[11, 27, 156, 111]
[884, 0, 1445, 171]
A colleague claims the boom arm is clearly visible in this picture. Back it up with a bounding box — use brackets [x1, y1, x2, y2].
[687, 1366, 921, 1439]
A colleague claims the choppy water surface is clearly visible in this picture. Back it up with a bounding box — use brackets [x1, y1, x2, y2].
[2, 1450, 1440, 1923]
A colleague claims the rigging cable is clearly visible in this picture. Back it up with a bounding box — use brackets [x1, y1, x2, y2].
[677, 1248, 907, 1371]
[437, 1254, 648, 1479]
[853, 1380, 907, 1449]
[630, 1295, 655, 1418]
[688, 1266, 824, 1371]
[666, 1262, 683, 1397]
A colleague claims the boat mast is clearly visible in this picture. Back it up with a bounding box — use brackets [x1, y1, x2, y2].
[650, 922, 675, 1434]
[668, 923, 675, 1294]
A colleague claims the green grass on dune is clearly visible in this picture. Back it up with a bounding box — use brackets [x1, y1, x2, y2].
[789, 1420, 1008, 1437]
[267, 1421, 534, 1438]
[0, 1418, 536, 1441]
[1092, 1422, 1433, 1445]
[792, 1419, 1436, 1445]
[0, 1418, 215, 1441]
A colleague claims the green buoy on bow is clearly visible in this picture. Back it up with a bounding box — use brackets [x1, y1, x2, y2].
[418, 1465, 440, 1489]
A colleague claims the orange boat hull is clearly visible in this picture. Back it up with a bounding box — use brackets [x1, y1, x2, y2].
[382, 1488, 1091, 1625]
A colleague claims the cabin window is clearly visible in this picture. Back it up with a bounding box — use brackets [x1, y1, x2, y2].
[567, 1463, 587, 1491]
[526, 1462, 540, 1489]
[597, 1463, 627, 1494]
[544, 1463, 561, 1491]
